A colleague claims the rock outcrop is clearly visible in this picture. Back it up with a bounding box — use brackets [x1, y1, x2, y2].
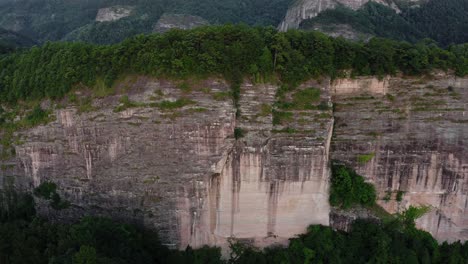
[96, 6, 134, 22]
[279, 0, 397, 31]
[153, 14, 209, 33]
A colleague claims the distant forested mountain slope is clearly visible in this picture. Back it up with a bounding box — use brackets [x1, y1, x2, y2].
[300, 0, 468, 46]
[402, 0, 468, 46]
[0, 28, 36, 54]
[0, 0, 292, 44]
[0, 0, 466, 46]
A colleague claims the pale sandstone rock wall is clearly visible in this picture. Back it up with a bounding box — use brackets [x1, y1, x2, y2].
[2, 74, 467, 248]
[0, 78, 333, 249]
[182, 80, 333, 249]
[332, 75, 468, 242]
[332, 76, 390, 95]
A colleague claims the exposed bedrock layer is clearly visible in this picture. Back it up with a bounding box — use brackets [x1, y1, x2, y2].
[331, 75, 468, 242]
[0, 77, 332, 249]
[1, 74, 467, 248]
[188, 80, 333, 248]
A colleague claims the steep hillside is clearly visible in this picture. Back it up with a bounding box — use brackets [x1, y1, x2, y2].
[0, 0, 292, 44]
[1, 0, 466, 46]
[279, 0, 404, 31]
[299, 0, 468, 46]
[0, 28, 36, 53]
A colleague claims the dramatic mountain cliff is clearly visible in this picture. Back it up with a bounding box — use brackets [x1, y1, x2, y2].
[1, 74, 467, 248]
[294, 0, 468, 45]
[0, 78, 333, 248]
[0, 26, 467, 253]
[278, 0, 398, 31]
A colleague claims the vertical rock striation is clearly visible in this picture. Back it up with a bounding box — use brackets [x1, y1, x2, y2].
[2, 74, 467, 248]
[332, 75, 468, 242]
[0, 77, 333, 249]
[191, 81, 333, 248]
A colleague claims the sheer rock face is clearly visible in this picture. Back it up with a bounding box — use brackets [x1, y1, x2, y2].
[193, 80, 333, 248]
[331, 75, 468, 242]
[95, 6, 134, 22]
[279, 0, 397, 31]
[278, 0, 431, 31]
[1, 77, 332, 249]
[2, 74, 467, 248]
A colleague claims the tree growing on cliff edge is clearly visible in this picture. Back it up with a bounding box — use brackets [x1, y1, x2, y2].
[1, 25, 466, 105]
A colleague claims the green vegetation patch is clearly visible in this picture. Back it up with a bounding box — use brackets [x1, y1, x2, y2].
[292, 88, 321, 107]
[114, 95, 145, 112]
[34, 181, 70, 210]
[258, 103, 272, 117]
[77, 97, 95, 114]
[396, 190, 405, 202]
[383, 191, 392, 202]
[330, 164, 377, 209]
[234, 128, 245, 139]
[277, 88, 322, 111]
[33, 182, 57, 200]
[272, 110, 293, 125]
[177, 81, 192, 93]
[23, 105, 53, 127]
[92, 77, 116, 98]
[212, 92, 231, 101]
[357, 153, 375, 164]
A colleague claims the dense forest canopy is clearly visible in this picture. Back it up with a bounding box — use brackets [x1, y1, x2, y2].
[301, 0, 468, 47]
[0, 25, 467, 104]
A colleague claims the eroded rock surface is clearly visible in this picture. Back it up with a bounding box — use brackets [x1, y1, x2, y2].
[1, 77, 333, 249]
[96, 6, 134, 22]
[332, 75, 468, 242]
[1, 74, 467, 248]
